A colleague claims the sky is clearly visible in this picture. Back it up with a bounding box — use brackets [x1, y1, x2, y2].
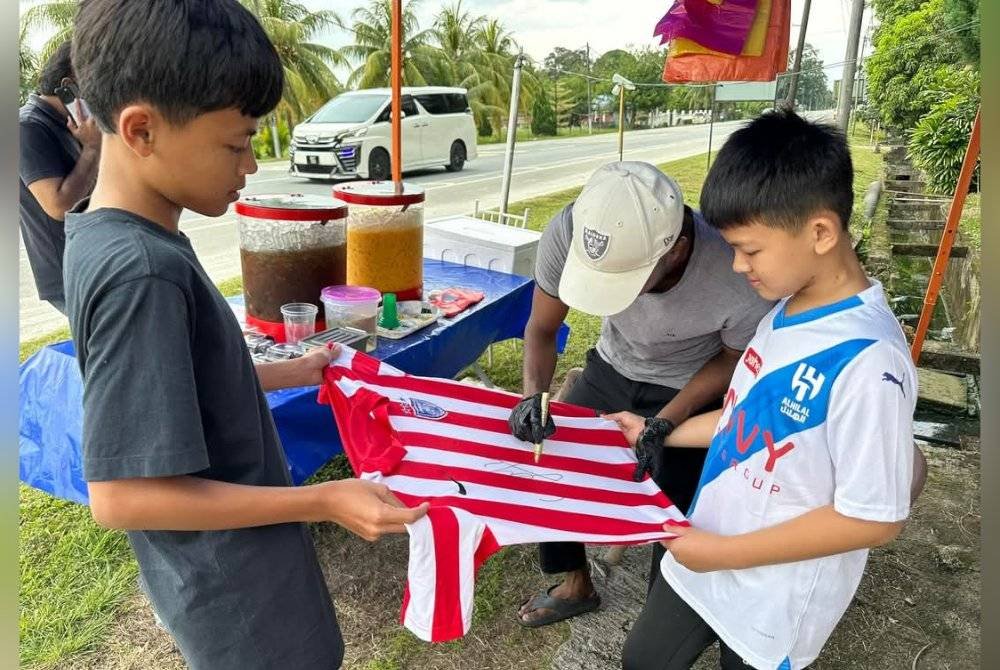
[22, 0, 875, 86]
[298, 0, 876, 85]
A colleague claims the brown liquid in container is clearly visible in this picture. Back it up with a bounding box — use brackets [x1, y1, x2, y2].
[241, 244, 347, 322]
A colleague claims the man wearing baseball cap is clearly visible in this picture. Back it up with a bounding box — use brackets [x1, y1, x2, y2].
[510, 161, 774, 626]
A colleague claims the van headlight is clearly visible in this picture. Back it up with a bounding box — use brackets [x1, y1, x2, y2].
[337, 127, 368, 141]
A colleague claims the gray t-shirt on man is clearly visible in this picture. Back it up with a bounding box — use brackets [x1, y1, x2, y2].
[63, 205, 344, 670]
[535, 203, 775, 389]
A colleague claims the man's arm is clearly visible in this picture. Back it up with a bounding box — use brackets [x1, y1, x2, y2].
[521, 286, 569, 395]
[26, 107, 101, 220]
[88, 476, 428, 541]
[662, 505, 903, 573]
[656, 345, 741, 426]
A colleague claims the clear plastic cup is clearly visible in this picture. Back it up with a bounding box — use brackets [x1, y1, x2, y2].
[320, 285, 381, 351]
[281, 302, 318, 344]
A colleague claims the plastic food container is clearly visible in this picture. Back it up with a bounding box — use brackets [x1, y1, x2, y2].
[236, 194, 348, 339]
[320, 285, 381, 352]
[333, 181, 425, 301]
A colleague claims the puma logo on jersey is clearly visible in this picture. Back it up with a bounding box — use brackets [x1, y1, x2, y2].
[450, 478, 467, 495]
[881, 372, 906, 397]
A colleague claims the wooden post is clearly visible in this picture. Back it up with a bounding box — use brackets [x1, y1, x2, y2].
[617, 86, 625, 161]
[390, 0, 403, 188]
[910, 109, 980, 364]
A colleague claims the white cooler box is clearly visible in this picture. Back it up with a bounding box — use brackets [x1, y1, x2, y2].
[424, 215, 541, 277]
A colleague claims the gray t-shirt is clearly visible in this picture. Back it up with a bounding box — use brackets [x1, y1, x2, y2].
[63, 205, 344, 670]
[19, 94, 82, 302]
[535, 203, 775, 388]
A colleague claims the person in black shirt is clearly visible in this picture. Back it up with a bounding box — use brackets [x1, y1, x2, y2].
[19, 41, 101, 315]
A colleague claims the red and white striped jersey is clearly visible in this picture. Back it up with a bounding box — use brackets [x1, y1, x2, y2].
[318, 348, 688, 642]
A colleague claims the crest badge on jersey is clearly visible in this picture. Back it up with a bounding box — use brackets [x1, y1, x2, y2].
[402, 397, 448, 420]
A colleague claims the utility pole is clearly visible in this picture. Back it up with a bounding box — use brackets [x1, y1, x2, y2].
[270, 115, 281, 159]
[612, 74, 635, 161]
[783, 0, 812, 110]
[499, 51, 525, 216]
[836, 0, 865, 132]
[706, 83, 717, 172]
[553, 68, 560, 135]
[586, 42, 593, 135]
[851, 23, 871, 136]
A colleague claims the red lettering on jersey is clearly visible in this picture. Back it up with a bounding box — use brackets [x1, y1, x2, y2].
[735, 410, 759, 454]
[743, 348, 763, 377]
[763, 430, 795, 472]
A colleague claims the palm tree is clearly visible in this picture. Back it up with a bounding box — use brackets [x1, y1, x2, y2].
[19, 23, 39, 104]
[432, 1, 483, 63]
[19, 0, 77, 65]
[241, 0, 348, 143]
[467, 18, 542, 136]
[342, 0, 438, 89]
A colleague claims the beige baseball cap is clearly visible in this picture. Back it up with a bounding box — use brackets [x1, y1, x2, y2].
[558, 161, 685, 316]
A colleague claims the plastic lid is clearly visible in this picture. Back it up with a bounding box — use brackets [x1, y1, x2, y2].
[332, 181, 425, 206]
[235, 194, 348, 221]
[321, 285, 382, 302]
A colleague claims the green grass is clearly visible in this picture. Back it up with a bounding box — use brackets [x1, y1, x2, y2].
[17, 141, 884, 669]
[19, 487, 138, 669]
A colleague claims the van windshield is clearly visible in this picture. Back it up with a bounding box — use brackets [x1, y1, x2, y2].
[311, 94, 388, 124]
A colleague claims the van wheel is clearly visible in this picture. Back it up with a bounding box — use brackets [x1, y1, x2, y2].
[368, 148, 391, 181]
[445, 141, 466, 172]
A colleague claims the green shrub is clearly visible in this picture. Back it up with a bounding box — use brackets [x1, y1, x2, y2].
[907, 69, 980, 194]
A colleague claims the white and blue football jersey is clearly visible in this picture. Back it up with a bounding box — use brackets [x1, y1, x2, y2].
[661, 280, 916, 670]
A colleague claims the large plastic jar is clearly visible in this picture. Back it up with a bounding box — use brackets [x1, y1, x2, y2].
[320, 285, 381, 352]
[235, 194, 348, 336]
[333, 181, 425, 301]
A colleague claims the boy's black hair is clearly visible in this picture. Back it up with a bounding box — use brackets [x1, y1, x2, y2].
[700, 110, 854, 231]
[36, 41, 74, 96]
[72, 0, 284, 132]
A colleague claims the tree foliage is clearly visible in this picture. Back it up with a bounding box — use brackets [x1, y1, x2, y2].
[907, 67, 979, 193]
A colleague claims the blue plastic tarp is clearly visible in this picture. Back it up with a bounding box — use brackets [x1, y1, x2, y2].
[19, 260, 569, 504]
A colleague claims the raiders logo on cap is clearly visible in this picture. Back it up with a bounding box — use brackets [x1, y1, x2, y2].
[582, 227, 610, 261]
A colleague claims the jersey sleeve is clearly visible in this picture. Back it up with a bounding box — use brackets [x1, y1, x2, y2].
[401, 506, 495, 642]
[825, 342, 917, 522]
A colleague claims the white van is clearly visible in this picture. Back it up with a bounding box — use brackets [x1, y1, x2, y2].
[289, 86, 479, 181]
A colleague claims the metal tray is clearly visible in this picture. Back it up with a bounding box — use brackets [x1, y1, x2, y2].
[300, 326, 370, 352]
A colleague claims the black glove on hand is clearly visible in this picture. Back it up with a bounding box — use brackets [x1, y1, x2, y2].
[632, 417, 677, 482]
[508, 393, 557, 444]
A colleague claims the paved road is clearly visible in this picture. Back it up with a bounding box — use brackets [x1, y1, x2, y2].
[19, 115, 829, 340]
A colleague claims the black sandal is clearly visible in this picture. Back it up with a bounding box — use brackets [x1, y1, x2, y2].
[516, 584, 601, 628]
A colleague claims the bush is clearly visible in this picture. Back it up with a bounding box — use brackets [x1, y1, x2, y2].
[530, 95, 557, 136]
[252, 116, 291, 159]
[477, 114, 494, 138]
[907, 69, 980, 194]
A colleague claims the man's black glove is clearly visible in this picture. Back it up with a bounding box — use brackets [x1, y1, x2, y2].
[508, 393, 557, 443]
[632, 417, 676, 482]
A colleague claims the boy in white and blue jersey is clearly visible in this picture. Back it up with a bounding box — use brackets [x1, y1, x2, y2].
[611, 111, 922, 670]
